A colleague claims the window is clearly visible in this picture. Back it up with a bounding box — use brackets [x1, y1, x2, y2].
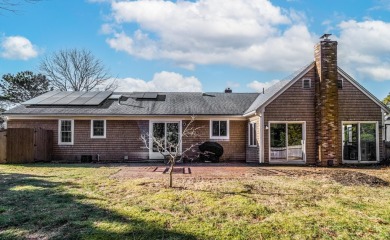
[248, 122, 257, 146]
[210, 120, 229, 139]
[338, 79, 343, 89]
[91, 120, 106, 138]
[302, 79, 311, 89]
[342, 122, 378, 162]
[58, 120, 74, 145]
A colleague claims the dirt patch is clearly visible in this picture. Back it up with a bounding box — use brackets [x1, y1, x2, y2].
[111, 164, 390, 187]
[252, 168, 389, 187]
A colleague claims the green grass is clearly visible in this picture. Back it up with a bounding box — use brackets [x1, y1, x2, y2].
[0, 164, 389, 239]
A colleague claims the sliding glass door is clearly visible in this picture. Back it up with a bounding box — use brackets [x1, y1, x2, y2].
[150, 121, 181, 159]
[343, 122, 378, 162]
[270, 122, 305, 163]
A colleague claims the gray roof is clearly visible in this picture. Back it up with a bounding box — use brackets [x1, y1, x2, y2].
[5, 62, 389, 117]
[4, 92, 259, 116]
[244, 79, 292, 115]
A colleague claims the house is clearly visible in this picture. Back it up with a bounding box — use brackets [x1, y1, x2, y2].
[3, 37, 390, 165]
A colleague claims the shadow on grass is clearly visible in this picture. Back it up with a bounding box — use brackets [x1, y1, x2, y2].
[0, 173, 196, 240]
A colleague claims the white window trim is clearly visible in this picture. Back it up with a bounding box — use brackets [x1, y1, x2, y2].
[210, 119, 230, 140]
[302, 78, 311, 89]
[58, 119, 74, 145]
[342, 121, 379, 164]
[268, 121, 306, 164]
[248, 121, 257, 147]
[90, 120, 106, 139]
[386, 124, 390, 142]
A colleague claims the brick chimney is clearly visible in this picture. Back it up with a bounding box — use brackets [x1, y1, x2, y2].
[314, 34, 339, 166]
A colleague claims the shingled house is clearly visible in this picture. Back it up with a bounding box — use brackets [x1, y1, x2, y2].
[3, 38, 390, 165]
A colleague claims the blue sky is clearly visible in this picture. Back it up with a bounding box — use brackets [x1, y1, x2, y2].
[1, 0, 390, 99]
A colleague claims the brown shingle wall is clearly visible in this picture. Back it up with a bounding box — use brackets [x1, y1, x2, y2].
[338, 76, 384, 161]
[182, 120, 247, 162]
[7, 120, 149, 161]
[8, 119, 247, 162]
[264, 67, 317, 164]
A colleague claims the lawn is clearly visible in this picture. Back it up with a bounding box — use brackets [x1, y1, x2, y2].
[0, 164, 389, 239]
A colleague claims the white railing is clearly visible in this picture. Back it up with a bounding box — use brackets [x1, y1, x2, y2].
[271, 145, 303, 160]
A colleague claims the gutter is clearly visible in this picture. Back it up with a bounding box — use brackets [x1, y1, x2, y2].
[243, 111, 256, 117]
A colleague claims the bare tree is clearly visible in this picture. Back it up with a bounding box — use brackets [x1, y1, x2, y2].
[0, 0, 41, 12]
[40, 49, 116, 91]
[141, 116, 204, 187]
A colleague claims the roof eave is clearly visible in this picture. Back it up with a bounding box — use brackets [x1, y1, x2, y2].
[242, 111, 256, 117]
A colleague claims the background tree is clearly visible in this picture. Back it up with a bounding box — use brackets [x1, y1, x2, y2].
[0, 0, 41, 12]
[0, 71, 50, 104]
[141, 116, 203, 188]
[0, 102, 5, 129]
[40, 49, 116, 91]
[383, 93, 390, 106]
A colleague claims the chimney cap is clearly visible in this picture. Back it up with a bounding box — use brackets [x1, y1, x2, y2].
[320, 33, 332, 40]
[225, 87, 232, 93]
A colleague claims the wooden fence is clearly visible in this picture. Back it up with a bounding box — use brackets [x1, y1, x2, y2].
[0, 128, 53, 164]
[0, 131, 6, 163]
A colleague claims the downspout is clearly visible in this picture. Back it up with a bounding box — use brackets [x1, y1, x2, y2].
[382, 109, 385, 162]
[259, 108, 265, 163]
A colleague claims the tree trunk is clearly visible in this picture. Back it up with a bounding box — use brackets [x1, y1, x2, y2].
[168, 156, 175, 188]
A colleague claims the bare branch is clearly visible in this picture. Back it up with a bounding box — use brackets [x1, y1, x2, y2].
[39, 48, 113, 91]
[140, 116, 205, 187]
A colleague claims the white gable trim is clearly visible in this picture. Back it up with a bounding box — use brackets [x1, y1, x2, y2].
[338, 68, 390, 114]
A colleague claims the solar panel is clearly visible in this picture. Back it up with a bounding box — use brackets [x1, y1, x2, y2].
[84, 91, 112, 105]
[22, 91, 61, 105]
[67, 91, 100, 105]
[52, 92, 88, 105]
[143, 93, 158, 99]
[37, 91, 74, 105]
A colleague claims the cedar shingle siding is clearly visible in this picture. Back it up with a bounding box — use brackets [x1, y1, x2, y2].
[8, 120, 149, 161]
[263, 67, 317, 164]
[338, 75, 384, 161]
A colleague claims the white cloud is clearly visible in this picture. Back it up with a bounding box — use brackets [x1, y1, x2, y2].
[247, 79, 280, 92]
[338, 20, 390, 81]
[1, 36, 38, 60]
[114, 71, 202, 92]
[101, 0, 315, 71]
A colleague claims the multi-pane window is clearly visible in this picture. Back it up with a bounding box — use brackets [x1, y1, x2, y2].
[211, 120, 229, 139]
[59, 120, 73, 144]
[302, 79, 311, 89]
[248, 122, 257, 146]
[91, 120, 106, 138]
